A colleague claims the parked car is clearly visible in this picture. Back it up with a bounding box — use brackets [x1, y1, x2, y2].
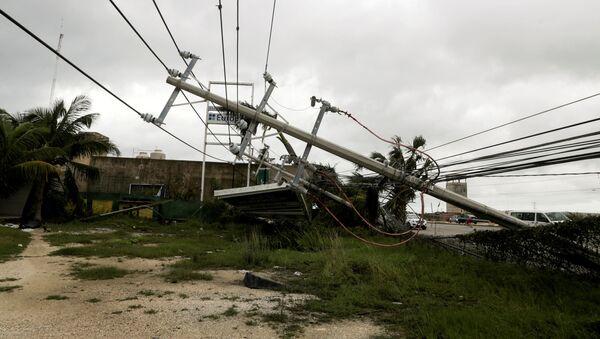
[507, 211, 570, 226]
[448, 215, 460, 223]
[456, 214, 478, 224]
[405, 212, 427, 229]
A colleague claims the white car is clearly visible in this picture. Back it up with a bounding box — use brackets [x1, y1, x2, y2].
[405, 213, 427, 229]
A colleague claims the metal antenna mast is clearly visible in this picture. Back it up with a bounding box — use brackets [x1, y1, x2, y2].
[49, 19, 64, 105]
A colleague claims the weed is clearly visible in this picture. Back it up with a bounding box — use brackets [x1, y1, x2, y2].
[46, 295, 69, 300]
[178, 293, 189, 299]
[223, 305, 239, 317]
[204, 314, 219, 320]
[111, 311, 123, 315]
[71, 265, 129, 280]
[164, 268, 213, 283]
[262, 312, 288, 323]
[144, 309, 158, 314]
[86, 298, 101, 303]
[0, 277, 18, 282]
[0, 228, 30, 262]
[283, 323, 304, 338]
[117, 296, 138, 301]
[200, 296, 212, 301]
[138, 290, 155, 296]
[128, 304, 143, 309]
[245, 320, 258, 326]
[0, 285, 21, 293]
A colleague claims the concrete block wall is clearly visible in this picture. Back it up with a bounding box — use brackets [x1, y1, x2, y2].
[87, 156, 261, 200]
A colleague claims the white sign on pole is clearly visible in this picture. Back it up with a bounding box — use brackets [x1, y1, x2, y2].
[207, 105, 240, 125]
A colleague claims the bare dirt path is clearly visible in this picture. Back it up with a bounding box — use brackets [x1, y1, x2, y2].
[0, 230, 384, 338]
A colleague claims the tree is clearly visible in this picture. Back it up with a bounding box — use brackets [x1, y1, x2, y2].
[0, 112, 61, 198]
[19, 95, 120, 225]
[354, 135, 432, 227]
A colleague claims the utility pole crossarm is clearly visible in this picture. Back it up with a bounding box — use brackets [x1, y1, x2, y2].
[166, 76, 529, 230]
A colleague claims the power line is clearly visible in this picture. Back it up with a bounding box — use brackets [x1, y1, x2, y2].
[436, 116, 600, 162]
[482, 172, 600, 178]
[150, 0, 229, 150]
[438, 131, 600, 168]
[428, 91, 600, 151]
[264, 0, 277, 75]
[151, 0, 207, 90]
[216, 0, 232, 144]
[109, 0, 168, 71]
[0, 7, 229, 163]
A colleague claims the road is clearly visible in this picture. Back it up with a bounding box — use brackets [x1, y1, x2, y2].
[418, 222, 501, 237]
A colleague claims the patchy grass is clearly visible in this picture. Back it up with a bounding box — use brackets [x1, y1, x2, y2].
[0, 228, 30, 262]
[71, 265, 129, 280]
[178, 293, 189, 299]
[44, 216, 600, 338]
[138, 290, 156, 297]
[128, 304, 143, 309]
[164, 268, 213, 283]
[0, 277, 19, 282]
[223, 305, 239, 317]
[0, 285, 21, 292]
[144, 309, 158, 314]
[116, 296, 138, 301]
[45, 295, 69, 300]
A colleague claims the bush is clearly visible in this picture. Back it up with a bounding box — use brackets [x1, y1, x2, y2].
[459, 216, 600, 277]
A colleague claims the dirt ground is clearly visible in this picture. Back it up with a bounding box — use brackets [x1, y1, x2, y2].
[0, 230, 384, 338]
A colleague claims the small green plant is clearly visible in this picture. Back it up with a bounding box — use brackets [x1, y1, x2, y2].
[164, 268, 213, 283]
[0, 228, 31, 262]
[144, 309, 158, 314]
[178, 293, 189, 299]
[138, 290, 156, 296]
[117, 296, 138, 301]
[204, 314, 219, 320]
[46, 295, 69, 300]
[0, 277, 18, 282]
[128, 304, 143, 309]
[0, 285, 21, 293]
[223, 305, 239, 317]
[245, 320, 258, 326]
[71, 265, 129, 280]
[241, 230, 271, 267]
[86, 298, 101, 303]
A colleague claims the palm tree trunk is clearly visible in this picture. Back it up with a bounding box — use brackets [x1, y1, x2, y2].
[21, 178, 45, 228]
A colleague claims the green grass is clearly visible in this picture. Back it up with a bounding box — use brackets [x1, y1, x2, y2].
[46, 294, 69, 300]
[164, 268, 213, 283]
[71, 265, 129, 280]
[0, 285, 21, 292]
[0, 228, 31, 262]
[222, 305, 239, 317]
[44, 216, 600, 338]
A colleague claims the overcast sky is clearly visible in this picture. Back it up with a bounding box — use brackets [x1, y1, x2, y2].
[1, 0, 600, 213]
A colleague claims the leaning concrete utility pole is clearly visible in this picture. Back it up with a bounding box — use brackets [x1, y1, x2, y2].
[166, 76, 529, 230]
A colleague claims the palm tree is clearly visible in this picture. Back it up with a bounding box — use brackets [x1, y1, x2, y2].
[19, 95, 120, 225]
[354, 135, 432, 227]
[0, 113, 61, 199]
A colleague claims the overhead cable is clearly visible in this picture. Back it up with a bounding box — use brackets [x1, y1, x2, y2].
[264, 0, 277, 75]
[436, 116, 600, 161]
[150, 0, 228, 150]
[428, 91, 600, 151]
[0, 8, 229, 163]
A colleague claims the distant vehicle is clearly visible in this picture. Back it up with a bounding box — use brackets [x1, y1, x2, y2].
[448, 215, 459, 223]
[455, 214, 479, 224]
[406, 212, 427, 229]
[507, 211, 570, 226]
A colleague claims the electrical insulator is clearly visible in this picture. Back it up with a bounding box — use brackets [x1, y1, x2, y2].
[168, 69, 182, 77]
[141, 113, 156, 123]
[229, 143, 240, 155]
[236, 119, 248, 131]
